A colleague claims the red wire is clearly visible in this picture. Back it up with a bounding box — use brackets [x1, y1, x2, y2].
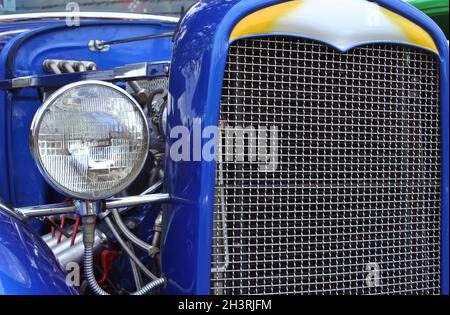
[70, 215, 80, 247]
[57, 215, 66, 244]
[50, 216, 56, 237]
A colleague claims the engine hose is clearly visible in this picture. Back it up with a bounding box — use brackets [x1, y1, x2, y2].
[112, 208, 151, 252]
[84, 245, 165, 295]
[84, 246, 109, 295]
[105, 217, 158, 280]
[130, 277, 166, 296]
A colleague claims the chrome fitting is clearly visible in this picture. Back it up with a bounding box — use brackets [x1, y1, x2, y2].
[77, 201, 102, 217]
[88, 40, 110, 52]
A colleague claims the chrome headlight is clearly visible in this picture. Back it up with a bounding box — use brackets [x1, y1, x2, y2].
[30, 80, 149, 200]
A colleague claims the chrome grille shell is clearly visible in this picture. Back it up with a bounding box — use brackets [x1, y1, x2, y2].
[211, 37, 441, 295]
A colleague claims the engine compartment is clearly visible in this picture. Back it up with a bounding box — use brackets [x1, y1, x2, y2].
[0, 20, 175, 294]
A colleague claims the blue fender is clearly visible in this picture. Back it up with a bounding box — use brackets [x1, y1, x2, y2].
[0, 209, 78, 295]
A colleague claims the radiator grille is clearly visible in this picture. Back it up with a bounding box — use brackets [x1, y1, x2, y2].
[211, 37, 441, 295]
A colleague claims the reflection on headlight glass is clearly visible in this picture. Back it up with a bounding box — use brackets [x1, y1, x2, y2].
[34, 83, 148, 200]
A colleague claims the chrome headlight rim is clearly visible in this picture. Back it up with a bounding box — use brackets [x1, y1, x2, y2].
[30, 80, 149, 201]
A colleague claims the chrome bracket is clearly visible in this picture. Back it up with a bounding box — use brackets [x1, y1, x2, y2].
[15, 193, 172, 219]
[88, 40, 110, 52]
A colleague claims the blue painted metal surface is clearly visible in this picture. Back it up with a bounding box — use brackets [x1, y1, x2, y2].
[0, 21, 55, 204]
[0, 21, 64, 52]
[0, 208, 77, 294]
[163, 0, 449, 294]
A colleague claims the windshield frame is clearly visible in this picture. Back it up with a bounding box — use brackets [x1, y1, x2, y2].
[0, 0, 197, 17]
[0, 11, 180, 23]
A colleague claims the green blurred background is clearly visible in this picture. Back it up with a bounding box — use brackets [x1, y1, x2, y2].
[408, 0, 449, 38]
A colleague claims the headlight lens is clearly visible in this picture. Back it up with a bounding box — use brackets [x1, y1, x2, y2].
[30, 80, 149, 200]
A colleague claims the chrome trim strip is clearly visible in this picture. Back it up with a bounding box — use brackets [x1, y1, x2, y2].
[0, 198, 25, 221]
[105, 193, 171, 209]
[114, 62, 149, 79]
[12, 76, 39, 89]
[0, 12, 179, 23]
[17, 202, 78, 218]
[0, 29, 29, 37]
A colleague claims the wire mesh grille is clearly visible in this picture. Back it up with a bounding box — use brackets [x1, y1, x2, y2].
[211, 37, 441, 295]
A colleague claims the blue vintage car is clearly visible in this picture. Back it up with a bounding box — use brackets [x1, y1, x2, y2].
[0, 0, 448, 295]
